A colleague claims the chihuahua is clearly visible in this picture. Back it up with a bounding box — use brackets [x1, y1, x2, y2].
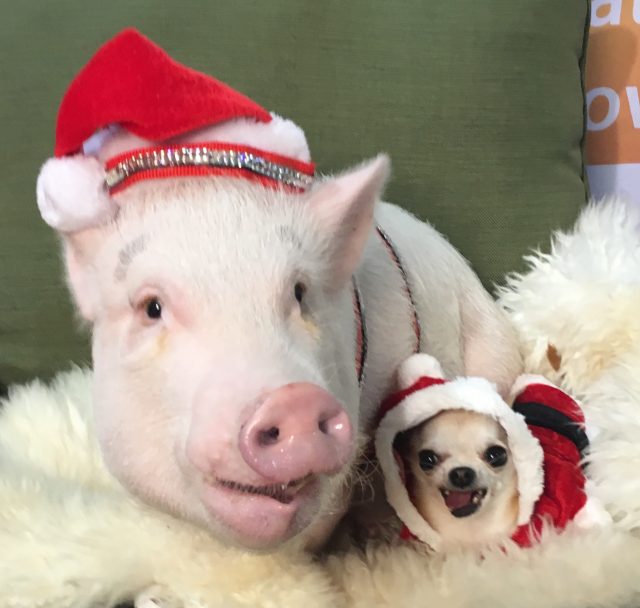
[398, 409, 519, 548]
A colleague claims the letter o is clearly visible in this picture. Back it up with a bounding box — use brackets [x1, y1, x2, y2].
[586, 87, 620, 131]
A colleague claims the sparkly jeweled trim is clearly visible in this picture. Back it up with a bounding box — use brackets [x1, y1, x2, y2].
[104, 145, 315, 192]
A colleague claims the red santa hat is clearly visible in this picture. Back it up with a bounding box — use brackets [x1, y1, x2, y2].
[375, 354, 609, 552]
[36, 28, 315, 232]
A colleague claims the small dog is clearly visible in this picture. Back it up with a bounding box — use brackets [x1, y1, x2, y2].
[398, 409, 519, 548]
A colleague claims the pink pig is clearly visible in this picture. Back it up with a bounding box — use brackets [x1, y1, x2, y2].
[36, 30, 521, 551]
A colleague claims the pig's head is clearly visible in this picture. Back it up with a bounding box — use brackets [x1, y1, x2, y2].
[49, 155, 389, 550]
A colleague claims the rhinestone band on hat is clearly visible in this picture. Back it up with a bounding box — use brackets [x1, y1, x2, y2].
[104, 143, 315, 193]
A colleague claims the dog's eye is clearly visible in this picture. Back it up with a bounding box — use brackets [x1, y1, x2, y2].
[484, 445, 508, 468]
[418, 449, 439, 471]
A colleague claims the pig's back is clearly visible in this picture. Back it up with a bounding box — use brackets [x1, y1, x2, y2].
[355, 201, 504, 424]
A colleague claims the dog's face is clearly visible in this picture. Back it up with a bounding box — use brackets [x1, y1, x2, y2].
[398, 409, 519, 547]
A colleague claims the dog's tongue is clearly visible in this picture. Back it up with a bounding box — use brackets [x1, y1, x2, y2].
[444, 491, 473, 510]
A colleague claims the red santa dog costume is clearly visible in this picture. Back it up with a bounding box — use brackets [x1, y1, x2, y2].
[375, 354, 610, 550]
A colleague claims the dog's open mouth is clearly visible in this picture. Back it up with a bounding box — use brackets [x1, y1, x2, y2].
[440, 488, 487, 518]
[216, 475, 312, 505]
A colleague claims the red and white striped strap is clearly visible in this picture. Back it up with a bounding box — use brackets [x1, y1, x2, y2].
[104, 141, 315, 194]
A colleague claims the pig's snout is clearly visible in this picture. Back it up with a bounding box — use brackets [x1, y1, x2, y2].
[239, 383, 353, 482]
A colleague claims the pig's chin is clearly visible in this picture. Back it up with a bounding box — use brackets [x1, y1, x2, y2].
[200, 475, 324, 550]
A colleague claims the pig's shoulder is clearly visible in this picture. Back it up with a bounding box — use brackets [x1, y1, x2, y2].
[373, 201, 471, 271]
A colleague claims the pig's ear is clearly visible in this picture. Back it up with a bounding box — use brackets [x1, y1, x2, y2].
[37, 155, 118, 321]
[308, 154, 390, 289]
[60, 229, 104, 322]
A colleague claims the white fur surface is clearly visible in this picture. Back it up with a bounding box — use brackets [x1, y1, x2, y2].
[4, 368, 640, 608]
[328, 527, 640, 608]
[0, 370, 338, 608]
[497, 198, 640, 392]
[498, 198, 640, 532]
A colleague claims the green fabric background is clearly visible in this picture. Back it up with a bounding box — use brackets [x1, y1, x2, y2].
[0, 0, 590, 386]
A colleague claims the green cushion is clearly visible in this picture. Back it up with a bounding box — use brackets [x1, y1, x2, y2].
[0, 0, 590, 386]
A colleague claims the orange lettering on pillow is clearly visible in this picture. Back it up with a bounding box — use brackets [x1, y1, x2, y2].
[586, 1, 640, 164]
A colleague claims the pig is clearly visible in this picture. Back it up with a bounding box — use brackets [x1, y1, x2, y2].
[46, 153, 520, 553]
[36, 29, 521, 553]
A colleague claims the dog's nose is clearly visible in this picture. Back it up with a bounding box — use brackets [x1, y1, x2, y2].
[449, 467, 476, 488]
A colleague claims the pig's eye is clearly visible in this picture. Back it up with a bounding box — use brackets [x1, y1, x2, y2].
[294, 282, 306, 304]
[144, 298, 163, 320]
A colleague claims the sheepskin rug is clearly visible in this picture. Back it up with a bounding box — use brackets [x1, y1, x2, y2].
[498, 197, 640, 533]
[3, 197, 640, 608]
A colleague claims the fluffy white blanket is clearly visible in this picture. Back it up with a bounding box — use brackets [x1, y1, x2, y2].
[3, 198, 640, 608]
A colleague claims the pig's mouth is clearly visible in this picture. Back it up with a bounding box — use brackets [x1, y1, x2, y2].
[215, 474, 313, 505]
[200, 471, 326, 548]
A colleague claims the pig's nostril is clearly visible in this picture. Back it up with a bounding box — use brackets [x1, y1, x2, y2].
[259, 426, 280, 446]
[318, 419, 328, 434]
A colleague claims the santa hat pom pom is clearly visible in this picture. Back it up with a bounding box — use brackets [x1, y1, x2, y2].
[397, 353, 445, 389]
[37, 156, 117, 232]
[266, 113, 311, 162]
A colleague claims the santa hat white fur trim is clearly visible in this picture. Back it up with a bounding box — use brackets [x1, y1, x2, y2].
[508, 373, 556, 404]
[190, 114, 311, 162]
[38, 114, 311, 233]
[95, 114, 312, 165]
[375, 355, 544, 551]
[36, 155, 117, 233]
